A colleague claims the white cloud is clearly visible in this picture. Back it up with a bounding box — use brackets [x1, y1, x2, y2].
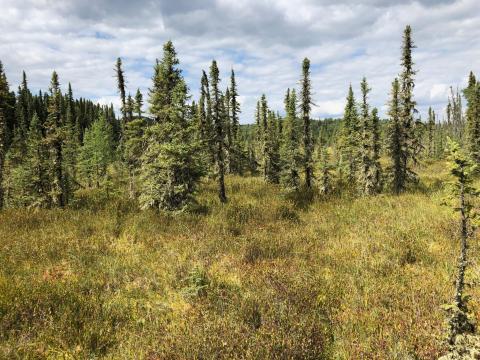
[429, 84, 449, 101]
[0, 0, 478, 123]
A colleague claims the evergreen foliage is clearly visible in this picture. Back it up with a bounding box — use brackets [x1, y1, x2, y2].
[264, 110, 281, 184]
[427, 107, 436, 157]
[0, 62, 9, 208]
[387, 78, 404, 193]
[443, 138, 477, 345]
[371, 107, 382, 192]
[358, 77, 376, 195]
[44, 71, 65, 207]
[140, 41, 204, 210]
[398, 24, 418, 190]
[134, 88, 143, 118]
[260, 94, 269, 181]
[465, 72, 480, 163]
[124, 118, 146, 198]
[300, 58, 314, 188]
[281, 88, 301, 190]
[318, 145, 332, 196]
[78, 114, 114, 188]
[115, 57, 127, 121]
[229, 69, 241, 174]
[338, 85, 359, 186]
[209, 60, 227, 203]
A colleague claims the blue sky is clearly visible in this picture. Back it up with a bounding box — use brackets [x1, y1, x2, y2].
[0, 0, 479, 123]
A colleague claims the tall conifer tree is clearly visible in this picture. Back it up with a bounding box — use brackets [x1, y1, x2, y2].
[264, 110, 281, 184]
[45, 71, 65, 207]
[371, 107, 382, 192]
[444, 139, 477, 344]
[318, 145, 332, 195]
[78, 114, 114, 188]
[134, 88, 143, 118]
[24, 113, 49, 206]
[387, 78, 403, 193]
[229, 69, 241, 173]
[399, 25, 418, 188]
[300, 58, 314, 188]
[427, 107, 436, 157]
[0, 62, 9, 208]
[126, 93, 134, 122]
[210, 60, 227, 203]
[224, 87, 232, 173]
[115, 58, 127, 121]
[358, 77, 375, 195]
[339, 84, 359, 185]
[140, 41, 204, 210]
[260, 94, 269, 181]
[281, 88, 301, 190]
[465, 72, 480, 162]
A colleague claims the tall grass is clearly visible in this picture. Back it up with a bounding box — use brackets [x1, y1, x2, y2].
[0, 162, 477, 359]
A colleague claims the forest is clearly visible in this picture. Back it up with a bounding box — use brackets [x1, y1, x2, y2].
[1, 24, 480, 359]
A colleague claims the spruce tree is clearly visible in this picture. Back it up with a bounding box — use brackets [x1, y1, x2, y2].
[371, 107, 382, 192]
[255, 100, 261, 128]
[399, 25, 418, 188]
[209, 60, 227, 203]
[300, 58, 314, 188]
[465, 72, 480, 162]
[198, 71, 215, 168]
[115, 58, 127, 121]
[45, 71, 65, 207]
[134, 88, 143, 118]
[15, 71, 32, 144]
[281, 88, 301, 190]
[126, 93, 134, 122]
[66, 83, 76, 129]
[10, 74, 32, 164]
[449, 87, 464, 143]
[358, 77, 375, 195]
[427, 107, 436, 157]
[149, 43, 182, 123]
[387, 78, 404, 194]
[140, 41, 204, 210]
[261, 94, 269, 181]
[63, 84, 80, 203]
[253, 99, 261, 159]
[0, 62, 9, 208]
[412, 116, 425, 164]
[197, 79, 207, 141]
[224, 87, 232, 173]
[339, 84, 359, 185]
[443, 138, 477, 345]
[264, 110, 281, 184]
[229, 69, 241, 173]
[318, 145, 332, 196]
[78, 114, 114, 188]
[21, 113, 49, 207]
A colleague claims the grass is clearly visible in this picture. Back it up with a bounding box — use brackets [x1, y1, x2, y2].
[1, 161, 479, 359]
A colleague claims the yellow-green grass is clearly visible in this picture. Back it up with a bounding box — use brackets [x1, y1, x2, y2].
[0, 161, 478, 359]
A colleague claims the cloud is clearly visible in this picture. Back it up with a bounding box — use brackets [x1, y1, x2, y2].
[0, 0, 479, 123]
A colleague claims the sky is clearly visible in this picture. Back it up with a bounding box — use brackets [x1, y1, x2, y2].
[0, 0, 479, 123]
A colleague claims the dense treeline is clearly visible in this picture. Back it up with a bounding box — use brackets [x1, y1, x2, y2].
[0, 25, 479, 212]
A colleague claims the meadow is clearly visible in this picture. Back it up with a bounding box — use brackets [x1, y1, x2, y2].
[0, 160, 476, 359]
